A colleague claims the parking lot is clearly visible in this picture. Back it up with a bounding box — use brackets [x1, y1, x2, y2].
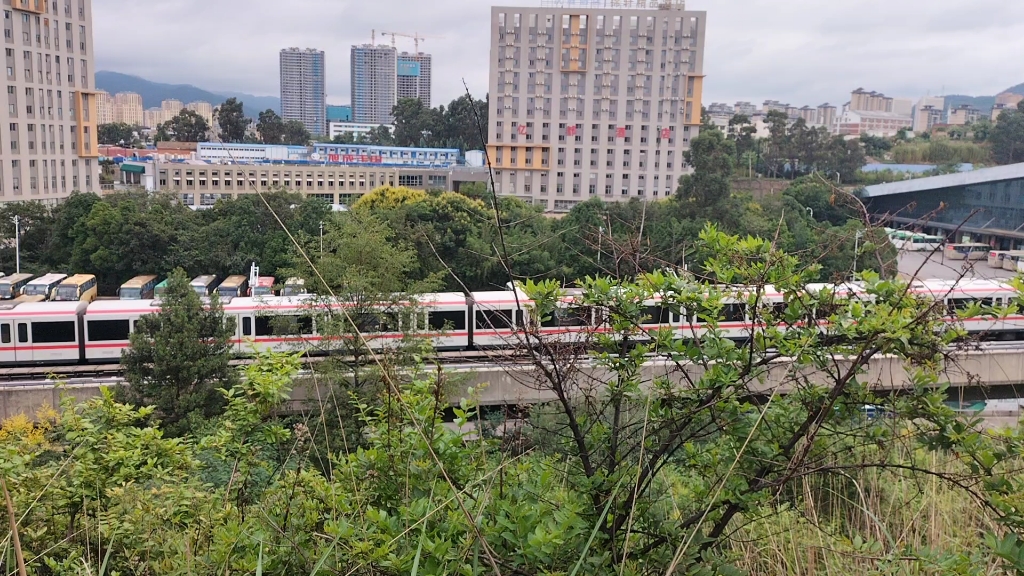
[897, 250, 1019, 281]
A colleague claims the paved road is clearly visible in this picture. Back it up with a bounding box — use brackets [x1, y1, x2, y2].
[897, 251, 1019, 281]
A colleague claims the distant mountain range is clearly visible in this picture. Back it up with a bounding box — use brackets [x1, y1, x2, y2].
[95, 71, 280, 118]
[941, 82, 1024, 113]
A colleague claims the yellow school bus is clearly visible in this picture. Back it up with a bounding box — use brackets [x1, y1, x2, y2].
[54, 274, 99, 303]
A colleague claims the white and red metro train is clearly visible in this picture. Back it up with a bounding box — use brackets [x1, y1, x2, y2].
[0, 279, 1020, 365]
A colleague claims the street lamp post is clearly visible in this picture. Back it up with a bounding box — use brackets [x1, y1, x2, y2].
[319, 221, 324, 256]
[853, 230, 864, 277]
[11, 215, 19, 274]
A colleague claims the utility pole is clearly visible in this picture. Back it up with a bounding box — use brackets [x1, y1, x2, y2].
[319, 221, 324, 256]
[853, 230, 864, 278]
[11, 215, 19, 274]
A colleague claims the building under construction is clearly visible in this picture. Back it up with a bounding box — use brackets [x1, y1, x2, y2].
[351, 31, 435, 125]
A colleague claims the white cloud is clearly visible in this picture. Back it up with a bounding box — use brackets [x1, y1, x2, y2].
[93, 0, 1024, 107]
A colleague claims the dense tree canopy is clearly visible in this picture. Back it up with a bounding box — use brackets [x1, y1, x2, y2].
[990, 100, 1024, 165]
[216, 97, 248, 143]
[117, 268, 236, 435]
[155, 109, 210, 142]
[97, 122, 138, 146]
[390, 94, 488, 151]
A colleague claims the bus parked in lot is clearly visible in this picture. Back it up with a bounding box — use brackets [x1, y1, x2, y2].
[0, 274, 33, 300]
[1003, 251, 1024, 271]
[18, 273, 68, 302]
[190, 275, 218, 297]
[282, 277, 306, 296]
[54, 274, 99, 303]
[944, 243, 989, 261]
[154, 279, 170, 298]
[216, 275, 249, 298]
[989, 251, 1012, 268]
[118, 275, 159, 300]
[904, 234, 944, 252]
[251, 276, 276, 297]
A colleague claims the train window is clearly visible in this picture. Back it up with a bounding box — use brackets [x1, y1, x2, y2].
[32, 321, 76, 343]
[255, 317, 274, 337]
[642, 306, 672, 325]
[947, 298, 976, 315]
[476, 309, 523, 330]
[0, 324, 9, 344]
[352, 313, 399, 333]
[87, 320, 130, 342]
[259, 315, 314, 336]
[428, 311, 467, 331]
[242, 317, 252, 336]
[17, 323, 27, 343]
[541, 306, 592, 327]
[721, 304, 746, 323]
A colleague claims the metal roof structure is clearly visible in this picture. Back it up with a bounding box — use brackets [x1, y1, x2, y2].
[862, 162, 1024, 198]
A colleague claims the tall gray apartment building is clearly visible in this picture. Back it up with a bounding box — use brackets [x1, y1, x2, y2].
[351, 45, 396, 125]
[488, 0, 706, 212]
[280, 48, 326, 137]
[1, 0, 100, 203]
[396, 52, 431, 108]
[352, 45, 432, 125]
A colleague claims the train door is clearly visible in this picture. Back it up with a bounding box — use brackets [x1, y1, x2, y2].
[14, 321, 32, 362]
[0, 321, 16, 363]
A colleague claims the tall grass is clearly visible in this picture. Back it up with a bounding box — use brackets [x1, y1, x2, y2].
[728, 448, 1000, 575]
[891, 140, 991, 165]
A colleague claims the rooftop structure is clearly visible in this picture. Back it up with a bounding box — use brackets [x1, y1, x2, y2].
[312, 144, 460, 168]
[864, 162, 1024, 247]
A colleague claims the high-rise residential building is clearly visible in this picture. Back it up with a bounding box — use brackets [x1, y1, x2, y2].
[849, 88, 894, 113]
[487, 1, 706, 211]
[947, 104, 981, 126]
[96, 90, 115, 124]
[113, 92, 143, 125]
[396, 52, 432, 108]
[911, 96, 945, 132]
[186, 101, 214, 125]
[351, 44, 397, 124]
[816, 103, 837, 131]
[733, 101, 756, 116]
[0, 0, 99, 202]
[280, 48, 327, 136]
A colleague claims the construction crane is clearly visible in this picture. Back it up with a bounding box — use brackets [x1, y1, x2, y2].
[376, 31, 444, 53]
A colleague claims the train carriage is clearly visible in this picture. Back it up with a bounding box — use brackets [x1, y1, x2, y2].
[83, 299, 161, 361]
[0, 301, 88, 363]
[469, 290, 531, 348]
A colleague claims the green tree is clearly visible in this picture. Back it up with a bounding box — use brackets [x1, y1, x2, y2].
[359, 124, 395, 146]
[392, 97, 440, 147]
[216, 97, 248, 143]
[676, 128, 735, 208]
[435, 93, 488, 151]
[989, 101, 1024, 165]
[97, 122, 137, 146]
[860, 133, 893, 158]
[118, 269, 237, 435]
[280, 119, 311, 145]
[332, 131, 356, 144]
[156, 109, 210, 142]
[256, 108, 285, 144]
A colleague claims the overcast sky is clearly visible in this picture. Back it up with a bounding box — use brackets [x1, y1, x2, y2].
[94, 0, 1024, 107]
